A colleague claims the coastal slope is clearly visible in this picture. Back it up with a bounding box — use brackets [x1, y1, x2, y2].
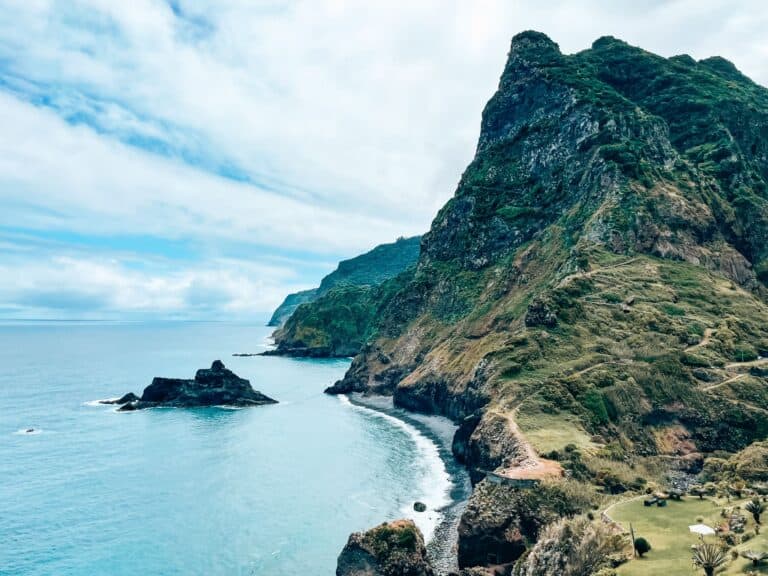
[326, 31, 768, 572]
[268, 236, 421, 356]
[267, 235, 421, 327]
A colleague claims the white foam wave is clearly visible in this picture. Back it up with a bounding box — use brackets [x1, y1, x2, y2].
[338, 395, 453, 542]
[83, 397, 120, 407]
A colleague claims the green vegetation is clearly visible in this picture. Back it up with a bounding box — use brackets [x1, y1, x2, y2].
[272, 286, 375, 356]
[268, 235, 420, 328]
[692, 544, 728, 576]
[513, 515, 629, 576]
[746, 498, 765, 524]
[317, 236, 421, 294]
[313, 30, 768, 576]
[611, 495, 768, 575]
[633, 537, 651, 558]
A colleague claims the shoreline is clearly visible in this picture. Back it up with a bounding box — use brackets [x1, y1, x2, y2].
[342, 393, 471, 575]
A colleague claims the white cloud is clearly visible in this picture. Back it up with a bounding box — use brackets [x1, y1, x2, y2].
[0, 253, 307, 319]
[0, 0, 766, 317]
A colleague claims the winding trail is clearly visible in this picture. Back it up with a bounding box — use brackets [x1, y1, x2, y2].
[702, 373, 746, 392]
[685, 328, 715, 353]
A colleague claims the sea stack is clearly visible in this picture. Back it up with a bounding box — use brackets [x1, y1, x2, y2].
[113, 360, 277, 411]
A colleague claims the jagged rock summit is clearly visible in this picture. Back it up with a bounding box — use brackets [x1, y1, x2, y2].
[111, 360, 277, 411]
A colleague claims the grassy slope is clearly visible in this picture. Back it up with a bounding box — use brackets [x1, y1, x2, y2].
[361, 34, 768, 463]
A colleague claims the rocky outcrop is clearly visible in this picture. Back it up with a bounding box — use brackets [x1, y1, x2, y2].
[336, 520, 435, 576]
[99, 392, 139, 405]
[114, 360, 277, 411]
[457, 480, 593, 570]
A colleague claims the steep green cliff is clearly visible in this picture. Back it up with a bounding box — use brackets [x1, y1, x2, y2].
[327, 31, 768, 571]
[267, 235, 420, 327]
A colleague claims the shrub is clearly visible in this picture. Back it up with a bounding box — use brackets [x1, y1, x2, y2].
[634, 537, 651, 557]
[513, 516, 628, 576]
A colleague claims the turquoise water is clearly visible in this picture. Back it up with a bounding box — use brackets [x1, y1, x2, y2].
[0, 322, 452, 575]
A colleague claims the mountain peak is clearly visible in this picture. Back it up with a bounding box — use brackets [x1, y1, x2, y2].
[505, 30, 561, 69]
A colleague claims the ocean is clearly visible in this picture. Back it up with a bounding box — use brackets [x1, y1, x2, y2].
[0, 321, 465, 575]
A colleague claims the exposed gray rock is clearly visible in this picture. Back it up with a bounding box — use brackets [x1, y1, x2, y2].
[336, 520, 435, 576]
[116, 361, 277, 411]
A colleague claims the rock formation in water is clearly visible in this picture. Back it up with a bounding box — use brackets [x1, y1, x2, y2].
[329, 30, 768, 573]
[113, 360, 277, 410]
[335, 520, 435, 576]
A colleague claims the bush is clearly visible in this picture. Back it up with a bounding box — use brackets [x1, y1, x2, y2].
[634, 537, 651, 557]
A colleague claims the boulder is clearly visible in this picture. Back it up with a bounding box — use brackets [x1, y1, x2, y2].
[100, 392, 140, 405]
[413, 501, 427, 513]
[336, 520, 435, 576]
[116, 361, 277, 410]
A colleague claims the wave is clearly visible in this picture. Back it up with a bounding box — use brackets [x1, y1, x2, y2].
[83, 397, 121, 407]
[337, 395, 453, 543]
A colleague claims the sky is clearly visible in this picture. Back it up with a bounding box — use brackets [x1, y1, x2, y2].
[0, 0, 766, 320]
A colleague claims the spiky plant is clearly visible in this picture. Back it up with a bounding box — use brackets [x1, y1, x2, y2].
[745, 498, 765, 524]
[741, 550, 768, 567]
[692, 544, 728, 576]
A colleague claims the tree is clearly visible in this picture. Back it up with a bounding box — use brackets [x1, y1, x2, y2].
[741, 550, 768, 567]
[692, 544, 728, 576]
[514, 516, 629, 576]
[746, 498, 765, 524]
[634, 537, 651, 557]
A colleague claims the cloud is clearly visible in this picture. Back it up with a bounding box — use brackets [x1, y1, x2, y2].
[0, 0, 766, 317]
[0, 253, 308, 319]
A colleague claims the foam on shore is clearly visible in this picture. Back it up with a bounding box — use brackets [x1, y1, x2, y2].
[338, 394, 453, 543]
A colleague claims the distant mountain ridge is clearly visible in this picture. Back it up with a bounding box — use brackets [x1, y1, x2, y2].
[267, 235, 421, 327]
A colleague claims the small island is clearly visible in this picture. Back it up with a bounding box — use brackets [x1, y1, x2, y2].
[103, 360, 277, 411]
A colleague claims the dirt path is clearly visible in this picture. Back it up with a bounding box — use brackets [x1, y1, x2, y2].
[495, 409, 563, 481]
[685, 328, 715, 353]
[567, 359, 633, 379]
[725, 357, 768, 370]
[557, 258, 641, 289]
[702, 373, 746, 392]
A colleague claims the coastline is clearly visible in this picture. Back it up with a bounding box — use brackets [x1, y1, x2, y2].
[341, 393, 471, 575]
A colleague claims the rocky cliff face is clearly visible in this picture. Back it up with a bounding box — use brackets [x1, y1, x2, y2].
[267, 236, 421, 327]
[267, 288, 317, 327]
[335, 520, 435, 576]
[330, 31, 768, 572]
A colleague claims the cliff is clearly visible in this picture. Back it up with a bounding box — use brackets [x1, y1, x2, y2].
[330, 31, 768, 572]
[267, 236, 421, 327]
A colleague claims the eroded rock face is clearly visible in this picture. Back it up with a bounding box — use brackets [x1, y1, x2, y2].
[115, 361, 277, 410]
[336, 520, 435, 576]
[456, 480, 591, 570]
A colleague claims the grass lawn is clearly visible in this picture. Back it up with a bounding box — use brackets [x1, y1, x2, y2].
[610, 496, 768, 575]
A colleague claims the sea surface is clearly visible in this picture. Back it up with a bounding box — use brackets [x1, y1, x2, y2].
[0, 321, 460, 576]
